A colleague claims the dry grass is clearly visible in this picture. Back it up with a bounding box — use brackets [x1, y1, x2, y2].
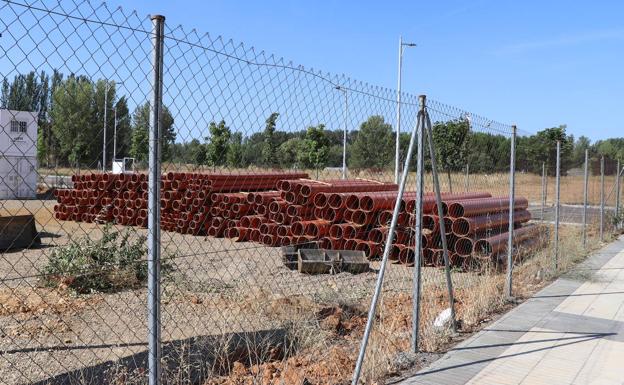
[37, 165, 618, 207]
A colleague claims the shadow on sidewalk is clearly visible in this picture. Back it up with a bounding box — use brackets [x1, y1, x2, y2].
[415, 331, 614, 377]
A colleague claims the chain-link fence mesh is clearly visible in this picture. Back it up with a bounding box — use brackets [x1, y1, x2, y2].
[1, 1, 622, 384]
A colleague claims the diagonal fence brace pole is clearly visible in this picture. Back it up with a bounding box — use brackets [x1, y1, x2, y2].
[351, 97, 426, 385]
[424, 111, 457, 333]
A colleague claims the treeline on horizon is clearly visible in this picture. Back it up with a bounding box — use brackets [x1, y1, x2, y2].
[2, 71, 622, 176]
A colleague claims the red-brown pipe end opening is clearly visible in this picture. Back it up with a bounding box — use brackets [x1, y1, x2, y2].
[299, 185, 312, 197]
[318, 237, 332, 249]
[343, 239, 357, 250]
[262, 234, 278, 247]
[326, 193, 342, 209]
[345, 195, 360, 210]
[314, 193, 328, 209]
[358, 196, 374, 212]
[367, 228, 385, 243]
[422, 215, 436, 231]
[390, 244, 401, 261]
[452, 218, 470, 237]
[474, 239, 492, 257]
[284, 191, 296, 204]
[329, 224, 343, 239]
[399, 247, 415, 265]
[352, 210, 371, 226]
[455, 237, 474, 256]
[276, 225, 291, 237]
[291, 222, 306, 236]
[448, 203, 464, 218]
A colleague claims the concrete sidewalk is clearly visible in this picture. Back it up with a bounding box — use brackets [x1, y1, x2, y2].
[401, 236, 624, 385]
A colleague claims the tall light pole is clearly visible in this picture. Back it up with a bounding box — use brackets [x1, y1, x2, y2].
[395, 36, 416, 184]
[102, 81, 109, 171]
[112, 81, 125, 166]
[102, 80, 123, 172]
[335, 86, 348, 179]
[113, 106, 118, 163]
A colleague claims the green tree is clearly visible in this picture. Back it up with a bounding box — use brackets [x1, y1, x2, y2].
[572, 136, 592, 167]
[241, 132, 265, 167]
[50, 76, 95, 166]
[431, 119, 470, 192]
[278, 138, 305, 168]
[186, 138, 207, 165]
[465, 132, 510, 173]
[262, 112, 279, 167]
[112, 96, 132, 159]
[129, 102, 175, 163]
[350, 115, 393, 169]
[205, 120, 231, 169]
[298, 124, 330, 176]
[1, 77, 9, 108]
[227, 131, 243, 168]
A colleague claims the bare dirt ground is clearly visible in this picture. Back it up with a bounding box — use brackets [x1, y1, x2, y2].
[0, 198, 609, 384]
[0, 199, 425, 384]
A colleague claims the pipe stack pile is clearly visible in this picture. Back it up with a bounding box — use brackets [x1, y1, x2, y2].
[54, 172, 539, 270]
[53, 171, 307, 233]
[426, 196, 535, 268]
[53, 173, 149, 226]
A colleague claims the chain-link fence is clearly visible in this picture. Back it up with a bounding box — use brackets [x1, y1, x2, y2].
[1, 1, 622, 384]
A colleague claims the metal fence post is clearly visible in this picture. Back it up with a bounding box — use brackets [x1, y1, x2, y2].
[582, 149, 589, 248]
[411, 96, 426, 353]
[424, 112, 457, 333]
[464, 163, 469, 193]
[616, 159, 621, 224]
[505, 125, 516, 298]
[351, 95, 425, 385]
[148, 14, 165, 385]
[600, 156, 605, 241]
[541, 162, 546, 221]
[554, 141, 561, 270]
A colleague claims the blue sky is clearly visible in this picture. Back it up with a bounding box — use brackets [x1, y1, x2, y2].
[122, 0, 624, 141]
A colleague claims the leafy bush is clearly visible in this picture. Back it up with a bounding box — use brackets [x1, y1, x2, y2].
[43, 224, 161, 293]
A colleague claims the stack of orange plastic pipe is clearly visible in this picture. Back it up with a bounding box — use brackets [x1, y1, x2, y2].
[55, 172, 537, 270]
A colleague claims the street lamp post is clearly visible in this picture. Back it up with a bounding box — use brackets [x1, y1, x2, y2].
[113, 106, 118, 164]
[335, 86, 348, 179]
[103, 80, 123, 172]
[394, 37, 416, 184]
[103, 81, 109, 171]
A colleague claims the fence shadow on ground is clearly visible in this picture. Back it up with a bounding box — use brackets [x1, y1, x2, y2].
[31, 328, 289, 385]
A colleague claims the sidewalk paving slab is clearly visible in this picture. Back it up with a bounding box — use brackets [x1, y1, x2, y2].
[401, 236, 624, 385]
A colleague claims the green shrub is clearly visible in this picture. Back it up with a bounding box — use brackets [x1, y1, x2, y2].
[43, 224, 164, 293]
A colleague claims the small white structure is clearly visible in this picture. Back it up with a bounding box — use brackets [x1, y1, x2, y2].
[0, 109, 38, 199]
[112, 157, 135, 174]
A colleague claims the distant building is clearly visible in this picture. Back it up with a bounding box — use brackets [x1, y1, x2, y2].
[0, 109, 38, 199]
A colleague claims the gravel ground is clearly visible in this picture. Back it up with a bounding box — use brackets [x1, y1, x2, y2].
[1, 199, 454, 384]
